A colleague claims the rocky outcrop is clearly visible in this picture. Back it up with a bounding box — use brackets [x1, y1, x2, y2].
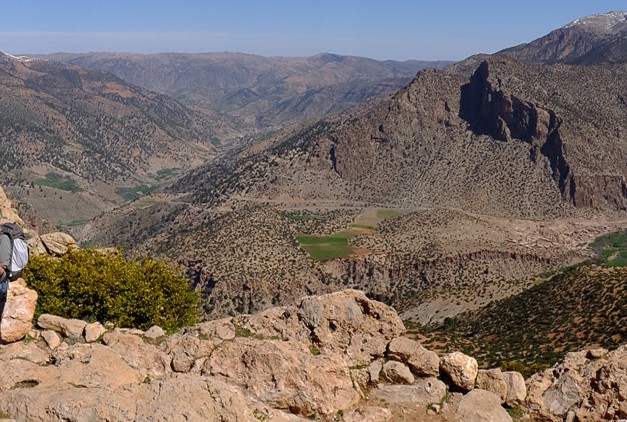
[0, 279, 37, 343]
[526, 346, 627, 421]
[39, 232, 78, 256]
[0, 289, 526, 421]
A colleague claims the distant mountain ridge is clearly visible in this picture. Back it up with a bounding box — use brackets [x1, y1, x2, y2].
[41, 51, 451, 130]
[499, 10, 627, 64]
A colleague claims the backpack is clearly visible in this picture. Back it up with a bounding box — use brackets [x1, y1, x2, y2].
[0, 222, 29, 281]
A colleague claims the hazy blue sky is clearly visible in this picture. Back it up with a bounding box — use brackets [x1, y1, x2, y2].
[2, 1, 626, 60]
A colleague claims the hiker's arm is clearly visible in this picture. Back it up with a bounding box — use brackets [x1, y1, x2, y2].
[0, 235, 10, 279]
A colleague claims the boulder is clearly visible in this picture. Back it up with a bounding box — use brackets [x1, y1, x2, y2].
[84, 322, 107, 342]
[503, 371, 526, 406]
[39, 232, 77, 256]
[203, 337, 359, 417]
[37, 314, 86, 338]
[454, 389, 512, 422]
[382, 361, 414, 384]
[41, 330, 62, 350]
[387, 337, 439, 377]
[374, 377, 446, 406]
[440, 351, 478, 391]
[26, 235, 48, 257]
[475, 368, 508, 402]
[296, 290, 405, 366]
[0, 278, 38, 343]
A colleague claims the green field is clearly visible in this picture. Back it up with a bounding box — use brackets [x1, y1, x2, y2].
[297, 230, 356, 261]
[115, 185, 157, 202]
[34, 172, 83, 193]
[590, 230, 627, 267]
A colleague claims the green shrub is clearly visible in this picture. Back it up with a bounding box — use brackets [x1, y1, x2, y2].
[23, 248, 200, 331]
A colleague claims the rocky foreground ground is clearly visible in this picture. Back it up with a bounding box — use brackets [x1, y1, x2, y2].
[0, 287, 625, 421]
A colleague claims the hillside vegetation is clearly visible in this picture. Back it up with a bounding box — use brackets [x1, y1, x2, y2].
[414, 232, 627, 372]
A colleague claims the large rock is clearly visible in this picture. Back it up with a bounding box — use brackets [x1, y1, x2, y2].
[296, 290, 405, 366]
[37, 314, 86, 338]
[387, 337, 439, 377]
[102, 330, 171, 380]
[382, 360, 414, 384]
[204, 337, 359, 417]
[454, 389, 512, 422]
[161, 334, 214, 373]
[475, 368, 508, 402]
[526, 346, 627, 421]
[39, 232, 77, 256]
[84, 321, 107, 342]
[440, 351, 478, 391]
[503, 371, 526, 406]
[1, 278, 37, 343]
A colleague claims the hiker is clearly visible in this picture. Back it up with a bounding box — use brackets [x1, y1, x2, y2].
[0, 221, 29, 297]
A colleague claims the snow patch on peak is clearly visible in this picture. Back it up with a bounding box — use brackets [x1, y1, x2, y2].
[0, 50, 39, 63]
[565, 10, 627, 33]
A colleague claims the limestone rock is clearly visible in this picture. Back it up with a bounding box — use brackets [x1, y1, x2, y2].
[475, 368, 508, 402]
[503, 371, 526, 406]
[204, 337, 359, 417]
[144, 325, 166, 339]
[37, 314, 86, 338]
[387, 337, 439, 377]
[382, 360, 414, 384]
[0, 188, 25, 226]
[296, 290, 405, 366]
[440, 351, 478, 391]
[454, 389, 512, 422]
[0, 279, 38, 343]
[374, 377, 446, 406]
[161, 334, 214, 373]
[526, 346, 627, 421]
[102, 330, 171, 379]
[196, 317, 236, 345]
[368, 359, 383, 384]
[41, 330, 62, 350]
[39, 232, 77, 256]
[84, 322, 107, 342]
[0, 341, 51, 365]
[26, 235, 47, 257]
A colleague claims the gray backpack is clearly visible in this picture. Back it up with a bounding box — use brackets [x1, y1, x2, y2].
[0, 222, 29, 281]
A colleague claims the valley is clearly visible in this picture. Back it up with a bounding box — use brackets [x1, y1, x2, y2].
[1, 10, 626, 390]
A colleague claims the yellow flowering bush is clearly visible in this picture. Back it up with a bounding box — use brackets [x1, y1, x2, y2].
[23, 248, 200, 331]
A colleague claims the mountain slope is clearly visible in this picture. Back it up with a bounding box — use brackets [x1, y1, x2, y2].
[0, 53, 217, 180]
[499, 10, 627, 64]
[172, 57, 627, 215]
[417, 264, 627, 370]
[0, 52, 220, 223]
[42, 52, 450, 130]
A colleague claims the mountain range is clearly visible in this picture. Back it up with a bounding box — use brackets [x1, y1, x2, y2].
[42, 52, 449, 131]
[2, 11, 627, 363]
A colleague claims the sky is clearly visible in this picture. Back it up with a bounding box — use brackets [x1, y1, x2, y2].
[2, 1, 626, 61]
